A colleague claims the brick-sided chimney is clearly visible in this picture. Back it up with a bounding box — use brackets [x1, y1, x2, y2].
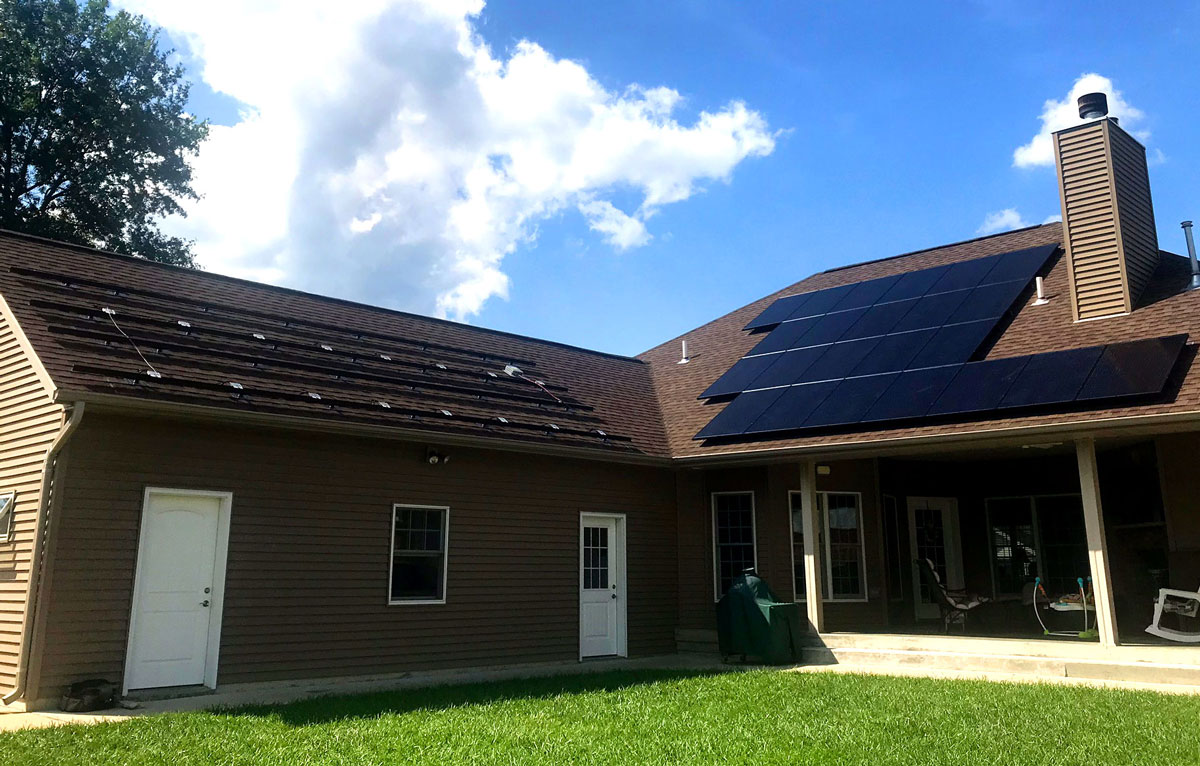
[1053, 92, 1159, 321]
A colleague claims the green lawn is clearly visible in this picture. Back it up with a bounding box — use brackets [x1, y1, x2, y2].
[2, 669, 1198, 765]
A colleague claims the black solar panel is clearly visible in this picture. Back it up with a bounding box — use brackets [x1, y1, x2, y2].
[928, 254, 1001, 294]
[745, 345, 828, 390]
[699, 354, 780, 399]
[889, 289, 971, 333]
[694, 388, 787, 439]
[927, 356, 1030, 416]
[840, 298, 919, 341]
[848, 328, 936, 376]
[981, 244, 1059, 284]
[1076, 334, 1187, 401]
[744, 381, 839, 434]
[797, 337, 881, 383]
[999, 346, 1103, 409]
[792, 307, 867, 347]
[878, 264, 949, 303]
[906, 319, 994, 368]
[947, 279, 1029, 324]
[829, 274, 901, 312]
[743, 293, 809, 331]
[802, 374, 899, 428]
[747, 316, 820, 355]
[862, 366, 960, 423]
[785, 284, 855, 321]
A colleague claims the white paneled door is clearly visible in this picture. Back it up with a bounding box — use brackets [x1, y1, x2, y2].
[125, 490, 231, 693]
[579, 514, 626, 658]
[907, 496, 963, 620]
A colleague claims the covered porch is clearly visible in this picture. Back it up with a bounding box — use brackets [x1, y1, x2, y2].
[683, 429, 1200, 681]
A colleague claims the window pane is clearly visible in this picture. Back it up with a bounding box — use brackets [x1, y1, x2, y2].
[714, 493, 755, 597]
[583, 525, 609, 590]
[987, 498, 1036, 596]
[0, 492, 12, 538]
[391, 507, 446, 601]
[825, 493, 863, 599]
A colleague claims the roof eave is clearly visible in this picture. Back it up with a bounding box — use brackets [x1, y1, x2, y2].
[53, 389, 671, 467]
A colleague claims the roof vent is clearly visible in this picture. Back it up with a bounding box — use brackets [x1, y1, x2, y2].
[678, 339, 690, 365]
[503, 364, 522, 377]
[1078, 92, 1108, 120]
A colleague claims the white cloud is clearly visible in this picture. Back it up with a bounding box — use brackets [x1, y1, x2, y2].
[1041, 214, 1062, 225]
[116, 0, 775, 319]
[978, 208, 1029, 235]
[1012, 73, 1147, 168]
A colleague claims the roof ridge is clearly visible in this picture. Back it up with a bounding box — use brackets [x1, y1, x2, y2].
[821, 222, 1062, 274]
[0, 228, 643, 364]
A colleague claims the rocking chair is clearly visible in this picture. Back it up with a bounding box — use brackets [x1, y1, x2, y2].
[1145, 583, 1200, 643]
[915, 558, 990, 633]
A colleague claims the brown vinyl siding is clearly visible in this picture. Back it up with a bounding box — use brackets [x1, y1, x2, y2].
[27, 412, 677, 701]
[0, 307, 62, 692]
[676, 460, 886, 634]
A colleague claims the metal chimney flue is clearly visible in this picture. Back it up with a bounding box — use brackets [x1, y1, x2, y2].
[1078, 92, 1109, 120]
[1183, 221, 1200, 291]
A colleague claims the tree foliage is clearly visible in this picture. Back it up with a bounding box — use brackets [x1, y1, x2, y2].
[0, 0, 208, 265]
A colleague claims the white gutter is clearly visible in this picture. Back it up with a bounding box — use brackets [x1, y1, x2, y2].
[3, 402, 85, 705]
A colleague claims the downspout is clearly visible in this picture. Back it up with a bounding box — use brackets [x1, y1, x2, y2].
[3, 402, 85, 705]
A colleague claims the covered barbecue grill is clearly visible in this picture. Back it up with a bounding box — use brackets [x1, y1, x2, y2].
[716, 569, 804, 664]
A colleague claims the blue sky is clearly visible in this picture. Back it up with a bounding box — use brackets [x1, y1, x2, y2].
[168, 1, 1199, 357]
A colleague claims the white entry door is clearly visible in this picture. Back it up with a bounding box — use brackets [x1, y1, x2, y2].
[579, 514, 627, 658]
[907, 497, 963, 620]
[125, 489, 231, 693]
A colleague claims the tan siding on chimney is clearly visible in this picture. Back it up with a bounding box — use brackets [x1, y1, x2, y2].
[0, 306, 63, 693]
[1108, 123, 1159, 301]
[1054, 122, 1130, 320]
[1054, 119, 1159, 322]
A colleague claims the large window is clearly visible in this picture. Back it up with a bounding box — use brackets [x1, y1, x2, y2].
[389, 504, 449, 604]
[0, 492, 13, 541]
[985, 494, 1087, 597]
[712, 492, 757, 599]
[790, 491, 867, 602]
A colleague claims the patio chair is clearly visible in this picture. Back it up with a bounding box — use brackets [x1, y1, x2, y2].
[915, 558, 990, 634]
[1145, 583, 1200, 643]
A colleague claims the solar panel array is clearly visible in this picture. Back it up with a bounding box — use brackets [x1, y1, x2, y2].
[695, 244, 1188, 440]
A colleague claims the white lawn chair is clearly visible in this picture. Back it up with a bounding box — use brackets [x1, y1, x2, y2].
[1145, 583, 1200, 643]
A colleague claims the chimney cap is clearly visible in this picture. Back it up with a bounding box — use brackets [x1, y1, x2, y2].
[1078, 92, 1109, 120]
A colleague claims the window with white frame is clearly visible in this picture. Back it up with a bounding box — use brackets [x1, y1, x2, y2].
[789, 490, 867, 602]
[0, 492, 13, 541]
[712, 492, 756, 599]
[389, 504, 449, 603]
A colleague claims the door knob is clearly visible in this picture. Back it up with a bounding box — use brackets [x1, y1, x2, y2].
[611, 593, 617, 600]
[200, 600, 210, 608]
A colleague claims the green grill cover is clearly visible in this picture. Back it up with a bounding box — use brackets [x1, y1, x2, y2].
[716, 570, 804, 664]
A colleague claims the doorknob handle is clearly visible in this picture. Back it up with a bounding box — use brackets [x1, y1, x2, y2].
[200, 600, 210, 608]
[611, 593, 617, 600]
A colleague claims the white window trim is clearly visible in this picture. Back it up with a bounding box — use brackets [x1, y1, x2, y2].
[388, 503, 450, 606]
[0, 491, 14, 542]
[712, 491, 757, 602]
[789, 489, 869, 603]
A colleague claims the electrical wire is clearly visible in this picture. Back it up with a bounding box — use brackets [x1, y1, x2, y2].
[101, 308, 161, 378]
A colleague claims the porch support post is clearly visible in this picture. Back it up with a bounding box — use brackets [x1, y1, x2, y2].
[799, 460, 824, 633]
[1075, 437, 1120, 647]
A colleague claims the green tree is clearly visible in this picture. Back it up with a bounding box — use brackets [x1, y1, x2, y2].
[0, 0, 208, 266]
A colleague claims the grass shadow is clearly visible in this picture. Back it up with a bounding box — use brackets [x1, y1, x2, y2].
[211, 667, 733, 727]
